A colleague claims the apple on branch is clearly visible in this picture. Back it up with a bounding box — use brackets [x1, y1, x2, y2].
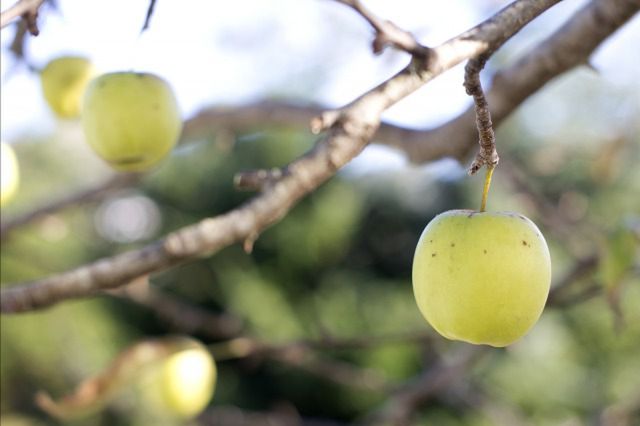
[412, 209, 551, 347]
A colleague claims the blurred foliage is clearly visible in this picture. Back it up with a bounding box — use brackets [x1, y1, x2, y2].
[2, 100, 639, 424]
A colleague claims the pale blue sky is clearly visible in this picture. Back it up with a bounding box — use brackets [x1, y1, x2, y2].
[1, 0, 638, 142]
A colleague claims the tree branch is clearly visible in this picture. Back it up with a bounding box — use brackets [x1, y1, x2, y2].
[106, 277, 243, 339]
[184, 0, 639, 165]
[365, 346, 487, 426]
[390, 0, 639, 164]
[547, 254, 599, 305]
[465, 56, 499, 175]
[206, 331, 431, 392]
[0, 173, 140, 241]
[0, 0, 572, 313]
[4, 0, 634, 238]
[140, 0, 157, 33]
[234, 167, 287, 192]
[0, 0, 46, 34]
[334, 0, 431, 57]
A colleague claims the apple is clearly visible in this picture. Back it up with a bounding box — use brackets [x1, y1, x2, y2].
[35, 337, 216, 421]
[1, 142, 19, 207]
[137, 343, 217, 419]
[412, 210, 551, 347]
[81, 72, 182, 172]
[40, 56, 95, 118]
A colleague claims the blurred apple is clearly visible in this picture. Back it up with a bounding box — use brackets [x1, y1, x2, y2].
[81, 72, 182, 172]
[40, 56, 94, 118]
[36, 337, 216, 422]
[1, 142, 19, 207]
[137, 343, 217, 419]
[412, 209, 551, 347]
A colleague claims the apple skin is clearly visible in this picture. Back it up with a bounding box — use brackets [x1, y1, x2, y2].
[81, 72, 182, 172]
[412, 210, 551, 347]
[138, 345, 217, 419]
[1, 142, 19, 207]
[41, 56, 94, 118]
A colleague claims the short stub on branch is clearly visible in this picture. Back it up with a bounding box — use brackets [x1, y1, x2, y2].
[234, 168, 286, 192]
[335, 0, 432, 58]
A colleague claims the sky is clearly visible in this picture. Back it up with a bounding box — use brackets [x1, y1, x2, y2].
[0, 0, 638, 158]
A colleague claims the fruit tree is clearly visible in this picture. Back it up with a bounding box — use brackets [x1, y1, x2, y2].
[1, 1, 638, 425]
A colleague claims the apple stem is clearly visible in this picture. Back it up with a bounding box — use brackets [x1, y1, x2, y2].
[480, 165, 495, 212]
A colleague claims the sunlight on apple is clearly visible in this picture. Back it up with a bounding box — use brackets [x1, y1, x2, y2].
[137, 346, 217, 419]
[412, 209, 552, 347]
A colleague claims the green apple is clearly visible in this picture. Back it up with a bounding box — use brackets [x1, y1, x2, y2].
[40, 56, 95, 118]
[81, 72, 182, 172]
[35, 337, 216, 421]
[412, 210, 551, 347]
[137, 343, 217, 419]
[1, 142, 19, 207]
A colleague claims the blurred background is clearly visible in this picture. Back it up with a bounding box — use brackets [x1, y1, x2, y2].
[1, 0, 639, 425]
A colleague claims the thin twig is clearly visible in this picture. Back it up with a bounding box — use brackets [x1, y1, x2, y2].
[106, 277, 243, 339]
[366, 346, 487, 426]
[206, 331, 432, 391]
[0, 173, 141, 241]
[0, 0, 46, 34]
[209, 331, 433, 361]
[334, 0, 431, 57]
[270, 349, 391, 391]
[140, 0, 157, 33]
[547, 254, 599, 305]
[549, 281, 602, 308]
[199, 404, 345, 426]
[464, 56, 499, 175]
[3, 19, 39, 75]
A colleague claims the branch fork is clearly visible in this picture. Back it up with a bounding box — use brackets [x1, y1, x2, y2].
[0, 0, 46, 34]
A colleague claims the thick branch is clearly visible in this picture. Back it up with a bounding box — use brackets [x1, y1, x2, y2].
[234, 168, 286, 192]
[5, 0, 632, 236]
[0, 0, 567, 313]
[0, 0, 45, 34]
